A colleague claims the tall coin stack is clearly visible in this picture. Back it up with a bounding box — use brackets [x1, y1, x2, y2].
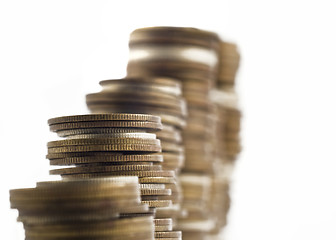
[86, 78, 187, 231]
[47, 113, 182, 240]
[126, 27, 227, 240]
[10, 177, 155, 240]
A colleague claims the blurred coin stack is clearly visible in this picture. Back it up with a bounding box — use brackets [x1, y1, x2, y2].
[126, 27, 232, 239]
[208, 41, 241, 238]
[47, 113, 182, 240]
[10, 177, 155, 240]
[216, 41, 242, 162]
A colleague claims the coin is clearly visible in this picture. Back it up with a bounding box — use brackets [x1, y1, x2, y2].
[61, 170, 175, 178]
[50, 164, 162, 175]
[47, 138, 160, 148]
[129, 26, 220, 50]
[56, 128, 147, 137]
[141, 200, 171, 208]
[47, 144, 161, 153]
[49, 154, 163, 165]
[50, 121, 163, 132]
[65, 132, 157, 139]
[155, 231, 182, 238]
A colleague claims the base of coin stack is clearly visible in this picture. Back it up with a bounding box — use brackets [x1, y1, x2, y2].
[10, 177, 155, 240]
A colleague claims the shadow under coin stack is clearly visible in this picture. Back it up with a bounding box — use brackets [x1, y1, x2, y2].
[47, 113, 182, 240]
[10, 177, 155, 240]
[126, 27, 223, 240]
[85, 78, 187, 231]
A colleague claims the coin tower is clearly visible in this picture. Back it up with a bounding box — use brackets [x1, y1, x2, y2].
[86, 77, 187, 233]
[47, 113, 182, 240]
[126, 27, 241, 239]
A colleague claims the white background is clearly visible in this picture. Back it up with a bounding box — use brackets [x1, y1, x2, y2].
[1, 0, 336, 239]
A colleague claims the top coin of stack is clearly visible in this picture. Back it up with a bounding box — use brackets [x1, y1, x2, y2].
[10, 176, 155, 240]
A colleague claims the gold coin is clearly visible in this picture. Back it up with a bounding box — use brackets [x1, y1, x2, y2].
[56, 128, 146, 137]
[154, 218, 172, 226]
[129, 26, 220, 50]
[100, 76, 181, 88]
[141, 188, 171, 196]
[141, 200, 171, 208]
[50, 164, 162, 175]
[65, 132, 157, 139]
[48, 154, 163, 165]
[61, 170, 175, 178]
[154, 225, 173, 232]
[140, 184, 166, 190]
[155, 231, 182, 238]
[48, 113, 161, 125]
[47, 144, 161, 153]
[47, 138, 160, 148]
[139, 177, 176, 184]
[86, 92, 183, 109]
[89, 104, 186, 118]
[50, 121, 163, 132]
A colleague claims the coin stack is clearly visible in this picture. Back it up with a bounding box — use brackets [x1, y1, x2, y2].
[126, 27, 223, 239]
[207, 41, 241, 238]
[216, 41, 242, 161]
[85, 78, 186, 229]
[47, 113, 182, 240]
[86, 77, 187, 173]
[10, 177, 155, 240]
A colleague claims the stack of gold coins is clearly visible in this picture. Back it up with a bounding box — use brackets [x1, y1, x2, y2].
[177, 174, 214, 236]
[86, 78, 186, 231]
[86, 77, 187, 174]
[47, 113, 182, 240]
[126, 26, 222, 239]
[214, 41, 241, 163]
[10, 177, 155, 240]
